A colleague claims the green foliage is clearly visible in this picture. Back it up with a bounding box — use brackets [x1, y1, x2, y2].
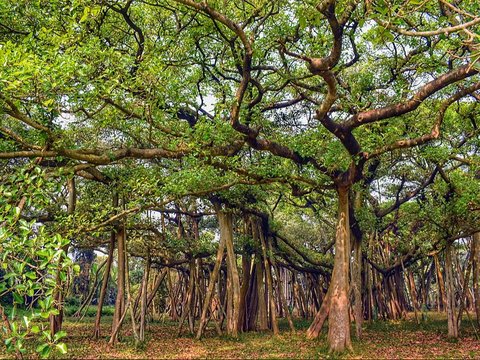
[0, 166, 75, 357]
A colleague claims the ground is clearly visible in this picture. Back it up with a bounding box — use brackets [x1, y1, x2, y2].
[1, 312, 479, 359]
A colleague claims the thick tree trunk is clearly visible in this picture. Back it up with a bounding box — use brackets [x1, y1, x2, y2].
[327, 185, 353, 352]
[445, 243, 458, 338]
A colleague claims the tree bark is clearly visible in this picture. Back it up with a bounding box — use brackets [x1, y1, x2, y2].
[258, 221, 279, 335]
[111, 224, 126, 344]
[196, 219, 227, 339]
[473, 233, 480, 327]
[434, 254, 447, 311]
[445, 243, 458, 338]
[327, 185, 353, 352]
[221, 210, 241, 337]
[139, 253, 150, 342]
[351, 232, 363, 339]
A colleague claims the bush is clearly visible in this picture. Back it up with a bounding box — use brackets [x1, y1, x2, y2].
[64, 305, 115, 317]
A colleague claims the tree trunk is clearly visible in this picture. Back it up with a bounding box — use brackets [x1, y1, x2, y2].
[221, 210, 241, 337]
[473, 233, 480, 327]
[139, 254, 150, 342]
[196, 219, 227, 339]
[445, 243, 458, 338]
[111, 224, 126, 344]
[351, 232, 362, 339]
[93, 222, 116, 337]
[306, 288, 331, 339]
[406, 270, 420, 324]
[434, 254, 447, 311]
[258, 221, 279, 335]
[252, 222, 268, 331]
[327, 185, 353, 352]
[237, 253, 251, 332]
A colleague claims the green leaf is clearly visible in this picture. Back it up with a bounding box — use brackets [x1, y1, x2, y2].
[31, 325, 40, 334]
[25, 271, 36, 280]
[79, 7, 90, 23]
[13, 292, 23, 304]
[54, 330, 67, 342]
[56, 343, 67, 354]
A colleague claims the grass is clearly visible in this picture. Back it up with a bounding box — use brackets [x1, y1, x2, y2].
[1, 312, 479, 359]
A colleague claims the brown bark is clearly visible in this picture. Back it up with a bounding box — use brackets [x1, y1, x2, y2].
[237, 253, 251, 332]
[252, 225, 268, 331]
[111, 224, 126, 344]
[327, 186, 353, 352]
[221, 210, 241, 337]
[258, 221, 279, 335]
[139, 254, 150, 342]
[74, 258, 107, 318]
[93, 194, 117, 338]
[473, 233, 480, 327]
[196, 219, 227, 339]
[351, 232, 362, 339]
[306, 288, 331, 339]
[146, 268, 167, 310]
[445, 243, 458, 338]
[406, 270, 420, 324]
[434, 254, 447, 311]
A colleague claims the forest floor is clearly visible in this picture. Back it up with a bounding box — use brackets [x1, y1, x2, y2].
[2, 312, 480, 359]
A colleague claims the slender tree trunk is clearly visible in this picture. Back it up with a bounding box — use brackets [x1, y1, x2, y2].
[221, 210, 241, 337]
[306, 288, 331, 339]
[139, 254, 150, 342]
[258, 221, 279, 335]
[125, 247, 140, 345]
[177, 259, 196, 336]
[445, 243, 458, 338]
[352, 233, 363, 339]
[111, 224, 126, 344]
[74, 258, 107, 318]
[245, 258, 259, 331]
[473, 233, 480, 327]
[457, 239, 473, 330]
[252, 221, 268, 331]
[237, 253, 251, 332]
[93, 226, 116, 338]
[146, 268, 167, 311]
[196, 221, 227, 339]
[406, 270, 420, 324]
[434, 254, 447, 312]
